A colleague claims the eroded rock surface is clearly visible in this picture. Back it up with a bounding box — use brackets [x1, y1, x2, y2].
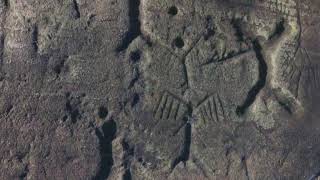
[1, 0, 320, 179]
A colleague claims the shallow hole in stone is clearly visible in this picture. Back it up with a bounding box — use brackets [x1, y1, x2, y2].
[62, 115, 68, 122]
[174, 37, 185, 48]
[130, 50, 141, 63]
[131, 93, 140, 107]
[168, 6, 178, 16]
[98, 106, 108, 119]
[5, 104, 13, 114]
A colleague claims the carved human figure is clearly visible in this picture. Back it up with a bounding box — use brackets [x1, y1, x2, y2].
[128, 0, 306, 178]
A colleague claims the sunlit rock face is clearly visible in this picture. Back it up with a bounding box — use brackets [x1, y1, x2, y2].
[0, 0, 320, 179]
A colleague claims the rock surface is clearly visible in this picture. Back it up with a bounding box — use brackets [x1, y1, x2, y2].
[1, 0, 320, 179]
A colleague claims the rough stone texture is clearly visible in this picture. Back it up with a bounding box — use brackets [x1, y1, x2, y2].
[1, 0, 320, 179]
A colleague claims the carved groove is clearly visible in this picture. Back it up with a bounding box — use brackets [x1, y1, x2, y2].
[3, 0, 9, 7]
[72, 0, 80, 19]
[32, 25, 39, 53]
[242, 156, 250, 180]
[116, 0, 141, 52]
[94, 120, 117, 180]
[154, 92, 187, 120]
[171, 122, 192, 170]
[196, 95, 225, 123]
[122, 140, 133, 180]
[236, 40, 267, 115]
[154, 92, 193, 171]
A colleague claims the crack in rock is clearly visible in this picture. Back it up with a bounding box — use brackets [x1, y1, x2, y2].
[116, 0, 141, 52]
[171, 116, 192, 171]
[94, 119, 117, 180]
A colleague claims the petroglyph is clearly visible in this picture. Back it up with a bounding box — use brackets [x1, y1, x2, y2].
[2, 0, 320, 179]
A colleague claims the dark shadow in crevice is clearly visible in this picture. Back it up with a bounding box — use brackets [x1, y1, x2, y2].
[98, 106, 108, 119]
[3, 0, 9, 7]
[123, 170, 132, 180]
[32, 25, 39, 53]
[130, 50, 141, 63]
[241, 155, 250, 180]
[65, 100, 80, 123]
[116, 0, 141, 52]
[309, 169, 320, 180]
[53, 59, 65, 75]
[231, 19, 244, 42]
[72, 0, 80, 19]
[277, 100, 293, 114]
[5, 104, 13, 115]
[236, 40, 268, 115]
[131, 93, 140, 107]
[122, 139, 134, 180]
[174, 37, 185, 49]
[171, 119, 192, 170]
[94, 120, 117, 180]
[204, 16, 215, 41]
[269, 19, 285, 40]
[168, 6, 178, 16]
[0, 35, 4, 60]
